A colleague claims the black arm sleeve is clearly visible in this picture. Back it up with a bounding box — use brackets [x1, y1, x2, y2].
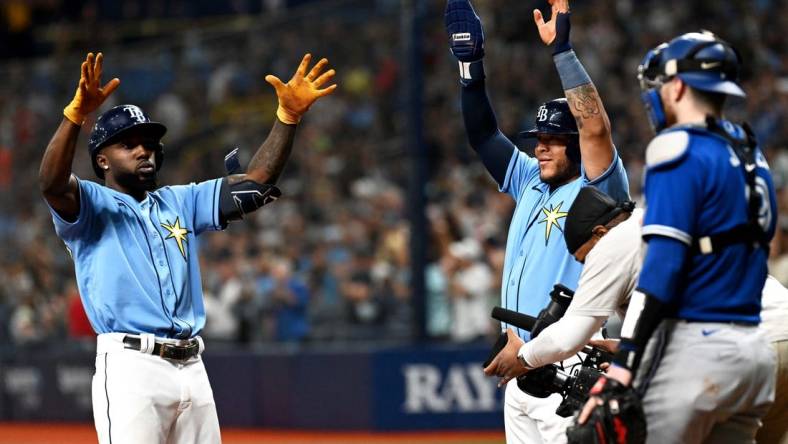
[461, 80, 516, 186]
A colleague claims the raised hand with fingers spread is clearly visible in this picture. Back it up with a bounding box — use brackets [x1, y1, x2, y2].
[63, 52, 120, 125]
[533, 0, 572, 54]
[265, 54, 337, 125]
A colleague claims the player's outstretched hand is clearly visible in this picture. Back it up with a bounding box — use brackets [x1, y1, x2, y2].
[533, 0, 572, 54]
[483, 328, 528, 387]
[64, 52, 120, 125]
[445, 0, 485, 62]
[265, 54, 337, 125]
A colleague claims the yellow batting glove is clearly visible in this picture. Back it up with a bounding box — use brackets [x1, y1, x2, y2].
[265, 53, 337, 125]
[63, 52, 120, 125]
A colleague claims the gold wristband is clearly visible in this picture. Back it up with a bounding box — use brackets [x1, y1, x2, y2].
[276, 106, 301, 125]
[63, 106, 85, 126]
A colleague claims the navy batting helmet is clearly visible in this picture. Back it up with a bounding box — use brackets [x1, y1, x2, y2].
[88, 104, 167, 178]
[519, 98, 580, 163]
[638, 31, 744, 132]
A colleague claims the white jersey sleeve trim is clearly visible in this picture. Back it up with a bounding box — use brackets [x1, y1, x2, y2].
[642, 224, 692, 246]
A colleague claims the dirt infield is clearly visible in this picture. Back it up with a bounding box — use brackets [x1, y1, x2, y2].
[0, 423, 505, 444]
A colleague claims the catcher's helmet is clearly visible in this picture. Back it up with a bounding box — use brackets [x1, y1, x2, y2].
[88, 104, 167, 178]
[638, 31, 744, 132]
[519, 98, 580, 163]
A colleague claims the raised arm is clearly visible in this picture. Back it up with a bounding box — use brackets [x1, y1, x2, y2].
[241, 53, 336, 185]
[534, 0, 614, 179]
[39, 52, 119, 221]
[219, 54, 335, 223]
[445, 0, 515, 186]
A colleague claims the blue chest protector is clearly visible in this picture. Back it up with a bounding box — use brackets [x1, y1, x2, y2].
[638, 117, 777, 322]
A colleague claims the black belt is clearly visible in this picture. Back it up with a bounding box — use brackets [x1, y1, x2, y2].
[122, 336, 200, 361]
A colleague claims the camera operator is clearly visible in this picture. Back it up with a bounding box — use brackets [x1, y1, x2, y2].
[484, 186, 638, 384]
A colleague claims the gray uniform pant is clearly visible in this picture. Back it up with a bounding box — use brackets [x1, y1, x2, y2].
[635, 320, 776, 444]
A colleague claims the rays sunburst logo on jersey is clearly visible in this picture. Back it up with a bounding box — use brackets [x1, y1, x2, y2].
[538, 202, 568, 245]
[161, 217, 191, 260]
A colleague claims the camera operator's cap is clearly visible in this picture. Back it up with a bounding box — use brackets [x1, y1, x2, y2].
[564, 187, 635, 254]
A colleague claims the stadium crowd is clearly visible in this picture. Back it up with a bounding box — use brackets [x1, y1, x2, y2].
[0, 0, 786, 347]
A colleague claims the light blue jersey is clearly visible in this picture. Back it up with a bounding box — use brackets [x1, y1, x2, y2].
[48, 177, 223, 339]
[500, 150, 629, 339]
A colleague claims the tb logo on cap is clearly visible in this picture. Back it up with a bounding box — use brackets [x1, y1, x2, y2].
[123, 105, 146, 123]
[536, 105, 548, 122]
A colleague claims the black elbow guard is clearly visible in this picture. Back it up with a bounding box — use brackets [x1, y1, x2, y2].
[219, 177, 281, 222]
[613, 289, 666, 374]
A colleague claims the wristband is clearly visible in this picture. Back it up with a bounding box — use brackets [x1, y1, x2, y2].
[276, 106, 300, 125]
[63, 105, 84, 126]
[553, 12, 572, 55]
[458, 59, 485, 87]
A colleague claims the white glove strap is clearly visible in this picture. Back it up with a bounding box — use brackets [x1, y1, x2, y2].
[458, 60, 485, 86]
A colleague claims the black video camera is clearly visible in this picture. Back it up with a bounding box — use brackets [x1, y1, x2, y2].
[485, 284, 614, 417]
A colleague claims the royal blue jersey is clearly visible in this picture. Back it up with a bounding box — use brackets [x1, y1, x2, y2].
[500, 149, 630, 339]
[48, 177, 223, 338]
[638, 121, 777, 323]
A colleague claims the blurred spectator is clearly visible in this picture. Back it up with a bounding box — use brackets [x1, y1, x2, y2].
[257, 258, 310, 342]
[203, 257, 243, 342]
[446, 239, 495, 342]
[10, 295, 40, 344]
[342, 270, 385, 339]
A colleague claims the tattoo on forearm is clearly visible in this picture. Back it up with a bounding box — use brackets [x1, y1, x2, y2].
[247, 120, 296, 183]
[567, 84, 601, 122]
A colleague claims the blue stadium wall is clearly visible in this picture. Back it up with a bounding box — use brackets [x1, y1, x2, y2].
[0, 343, 504, 430]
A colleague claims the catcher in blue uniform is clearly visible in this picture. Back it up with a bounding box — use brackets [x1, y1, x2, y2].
[573, 31, 778, 444]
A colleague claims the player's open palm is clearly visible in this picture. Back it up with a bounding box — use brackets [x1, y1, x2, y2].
[533, 0, 569, 45]
[64, 52, 120, 124]
[266, 53, 337, 124]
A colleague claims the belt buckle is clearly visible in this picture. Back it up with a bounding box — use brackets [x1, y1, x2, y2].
[159, 342, 173, 359]
[159, 341, 197, 361]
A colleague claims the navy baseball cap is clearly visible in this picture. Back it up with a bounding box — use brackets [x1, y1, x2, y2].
[519, 98, 579, 139]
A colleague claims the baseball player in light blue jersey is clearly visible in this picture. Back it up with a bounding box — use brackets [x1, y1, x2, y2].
[577, 31, 778, 444]
[40, 52, 337, 444]
[445, 0, 629, 442]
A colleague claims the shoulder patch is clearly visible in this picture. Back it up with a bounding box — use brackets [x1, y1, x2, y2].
[645, 131, 690, 169]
